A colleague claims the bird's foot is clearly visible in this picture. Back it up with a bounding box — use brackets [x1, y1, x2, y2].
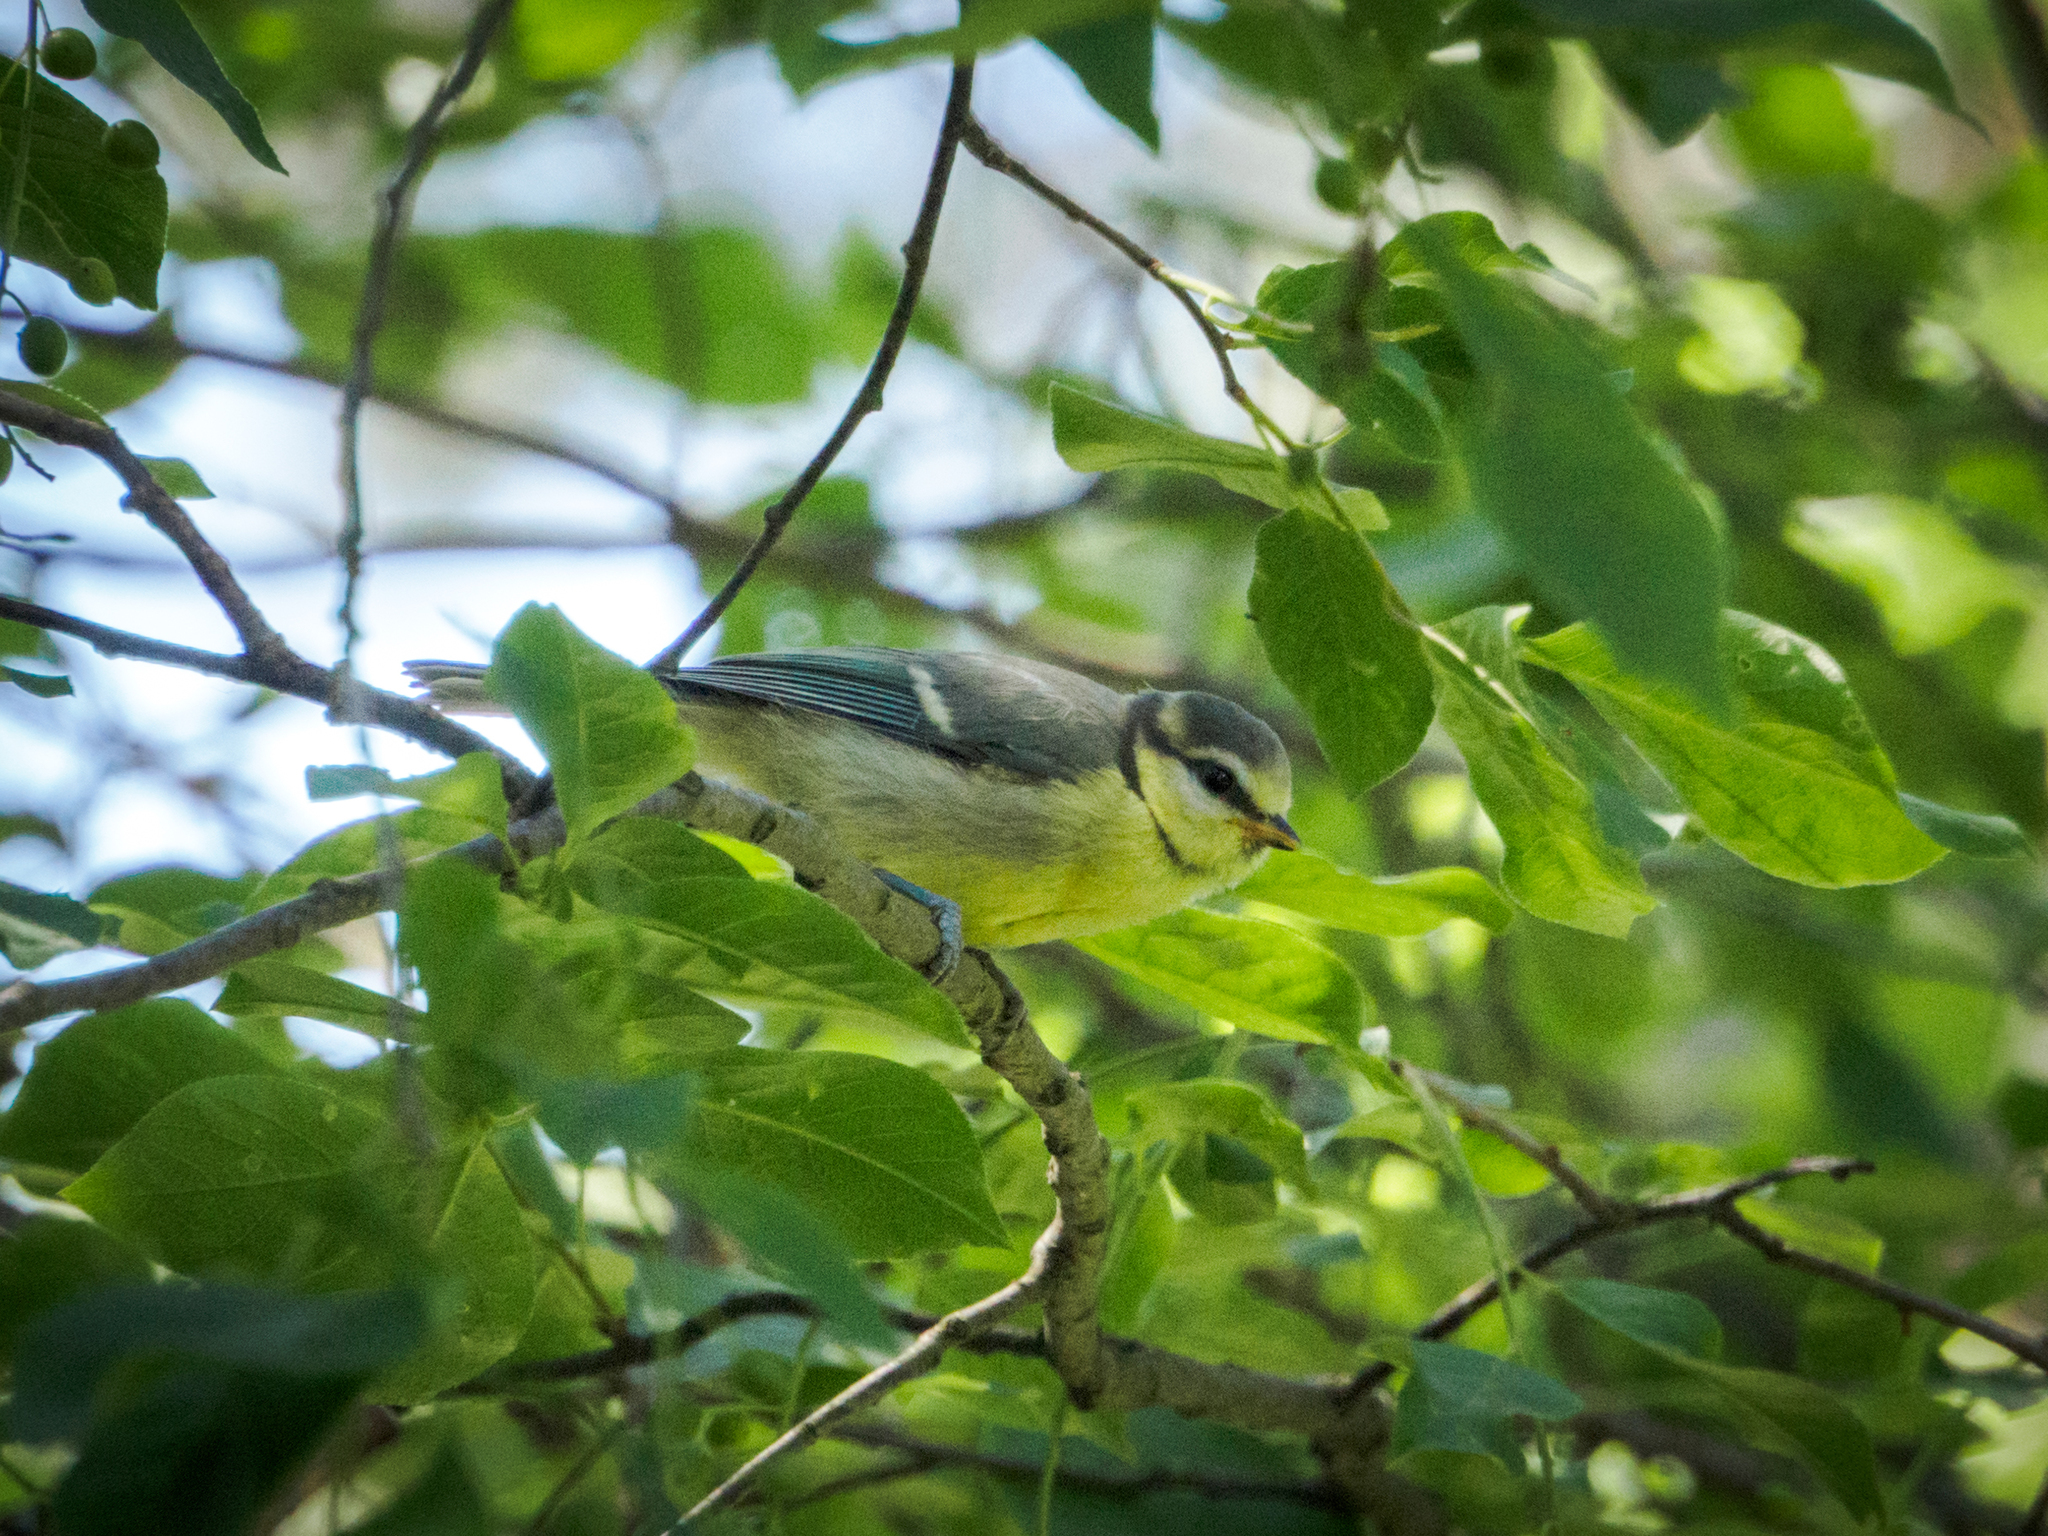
[875, 870, 964, 985]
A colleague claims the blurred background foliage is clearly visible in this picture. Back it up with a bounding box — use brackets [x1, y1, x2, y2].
[2, 0, 2048, 1530]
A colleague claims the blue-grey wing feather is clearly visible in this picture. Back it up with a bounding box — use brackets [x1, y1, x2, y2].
[665, 647, 1129, 780]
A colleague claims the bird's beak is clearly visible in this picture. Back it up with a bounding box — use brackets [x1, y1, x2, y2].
[1237, 814, 1301, 852]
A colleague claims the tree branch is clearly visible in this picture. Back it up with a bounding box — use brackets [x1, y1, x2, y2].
[0, 388, 290, 661]
[338, 0, 517, 655]
[645, 59, 977, 672]
[957, 119, 1275, 442]
[0, 593, 537, 798]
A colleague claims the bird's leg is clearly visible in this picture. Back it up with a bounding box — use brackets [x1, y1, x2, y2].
[874, 870, 964, 985]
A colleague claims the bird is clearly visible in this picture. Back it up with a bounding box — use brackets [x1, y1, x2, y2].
[408, 646, 1297, 953]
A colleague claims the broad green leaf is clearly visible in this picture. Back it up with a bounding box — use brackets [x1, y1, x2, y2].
[1125, 1079, 1310, 1187]
[81, 0, 285, 172]
[516, 0, 670, 79]
[537, 1073, 694, 1164]
[15, 1282, 421, 1536]
[1393, 1340, 1583, 1470]
[214, 960, 420, 1033]
[1050, 384, 1388, 526]
[303, 752, 508, 840]
[1, 664, 71, 698]
[1515, 0, 1959, 116]
[1381, 211, 1547, 282]
[1234, 850, 1513, 935]
[1787, 495, 2029, 654]
[487, 603, 695, 844]
[65, 1074, 404, 1287]
[685, 1165, 893, 1347]
[0, 1215, 151, 1365]
[1733, 1197, 1884, 1273]
[568, 816, 751, 888]
[1521, 614, 1946, 886]
[254, 807, 489, 907]
[1039, 11, 1159, 149]
[88, 865, 258, 955]
[1075, 907, 1371, 1047]
[371, 1141, 538, 1403]
[0, 999, 278, 1172]
[1413, 223, 1727, 708]
[0, 878, 102, 968]
[1429, 608, 1655, 937]
[1250, 507, 1434, 795]
[1457, 1128, 1551, 1196]
[0, 64, 168, 306]
[344, 1445, 492, 1536]
[135, 455, 213, 498]
[1681, 1358, 1884, 1518]
[780, 0, 1144, 92]
[1555, 1277, 1724, 1359]
[678, 1047, 1005, 1257]
[576, 868, 966, 1046]
[1898, 794, 2030, 859]
[1167, 1131, 1278, 1224]
[0, 812, 63, 847]
[0, 379, 107, 425]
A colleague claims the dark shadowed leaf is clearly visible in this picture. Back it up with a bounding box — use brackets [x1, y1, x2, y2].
[2, 664, 72, 698]
[0, 879, 102, 968]
[1393, 1341, 1582, 1470]
[685, 1165, 894, 1347]
[1039, 11, 1159, 149]
[1898, 793, 2031, 859]
[1556, 1277, 1724, 1358]
[136, 455, 212, 498]
[303, 751, 508, 840]
[82, 0, 285, 171]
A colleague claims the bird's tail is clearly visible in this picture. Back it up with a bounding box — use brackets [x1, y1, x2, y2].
[404, 659, 510, 716]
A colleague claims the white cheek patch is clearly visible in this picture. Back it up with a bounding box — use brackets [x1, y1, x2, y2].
[907, 664, 956, 738]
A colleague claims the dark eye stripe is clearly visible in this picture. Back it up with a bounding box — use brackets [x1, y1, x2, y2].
[1188, 757, 1261, 817]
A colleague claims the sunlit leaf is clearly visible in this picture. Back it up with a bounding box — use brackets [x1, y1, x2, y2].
[303, 751, 508, 841]
[1234, 850, 1513, 934]
[1125, 1079, 1310, 1188]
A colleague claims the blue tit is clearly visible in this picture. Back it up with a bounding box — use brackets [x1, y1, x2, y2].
[410, 647, 1297, 949]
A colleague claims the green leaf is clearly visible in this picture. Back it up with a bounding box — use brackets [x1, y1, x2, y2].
[0, 63, 168, 306]
[1250, 507, 1434, 795]
[1733, 1197, 1884, 1273]
[1681, 1358, 1884, 1518]
[135, 455, 212, 498]
[1039, 11, 1159, 149]
[81, 0, 285, 171]
[0, 878, 102, 968]
[303, 752, 508, 840]
[0, 1215, 151, 1366]
[1393, 1340, 1583, 1470]
[1521, 614, 1946, 886]
[1429, 607, 1656, 937]
[1, 664, 71, 697]
[1555, 1277, 1723, 1359]
[779, 0, 1142, 93]
[1898, 794, 2031, 859]
[0, 999, 278, 1172]
[1411, 222, 1727, 708]
[0, 811, 64, 848]
[1381, 211, 1546, 283]
[344, 1444, 491, 1536]
[569, 816, 751, 887]
[678, 1047, 1006, 1257]
[0, 379, 106, 425]
[537, 1073, 694, 1164]
[254, 808, 490, 907]
[486, 603, 695, 844]
[213, 959, 420, 1032]
[1994, 1076, 2048, 1153]
[88, 864, 257, 954]
[516, 0, 670, 79]
[575, 868, 966, 1046]
[1050, 384, 1387, 526]
[1124, 1079, 1310, 1188]
[371, 1141, 538, 1403]
[1234, 850, 1514, 935]
[685, 1165, 893, 1347]
[1786, 495, 2027, 655]
[65, 1074, 404, 1287]
[1074, 907, 1371, 1047]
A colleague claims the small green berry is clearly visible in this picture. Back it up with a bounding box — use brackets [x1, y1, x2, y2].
[1314, 156, 1367, 214]
[103, 119, 161, 171]
[0, 437, 14, 485]
[70, 257, 117, 307]
[18, 316, 68, 377]
[1479, 35, 1545, 90]
[40, 27, 97, 80]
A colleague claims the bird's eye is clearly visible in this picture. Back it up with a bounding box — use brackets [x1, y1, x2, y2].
[1199, 763, 1237, 797]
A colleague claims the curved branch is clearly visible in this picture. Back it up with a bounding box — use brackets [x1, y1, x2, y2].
[0, 388, 289, 661]
[646, 59, 977, 672]
[338, 0, 517, 653]
[0, 594, 536, 798]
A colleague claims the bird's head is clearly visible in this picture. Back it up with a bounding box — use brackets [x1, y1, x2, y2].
[1126, 690, 1297, 882]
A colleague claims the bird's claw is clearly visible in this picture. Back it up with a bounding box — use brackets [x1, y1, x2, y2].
[875, 869, 964, 985]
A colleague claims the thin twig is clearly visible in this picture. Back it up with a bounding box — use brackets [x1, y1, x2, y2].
[671, 1253, 1043, 1529]
[337, 0, 516, 659]
[0, 388, 291, 660]
[957, 118, 1290, 448]
[0, 593, 534, 794]
[1990, 0, 2048, 146]
[646, 59, 976, 672]
[1423, 1073, 1619, 1219]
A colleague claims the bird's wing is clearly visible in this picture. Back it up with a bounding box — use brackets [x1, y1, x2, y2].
[668, 648, 1128, 780]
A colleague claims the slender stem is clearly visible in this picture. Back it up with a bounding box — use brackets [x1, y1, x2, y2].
[645, 59, 976, 673]
[337, 0, 516, 662]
